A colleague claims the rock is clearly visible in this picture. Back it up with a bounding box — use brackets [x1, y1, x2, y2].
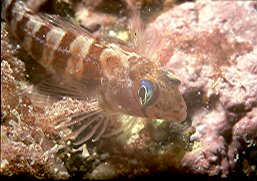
[1, 23, 69, 180]
[1, 0, 256, 179]
[146, 0, 257, 177]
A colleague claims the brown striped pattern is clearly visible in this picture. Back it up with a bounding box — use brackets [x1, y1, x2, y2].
[64, 35, 94, 76]
[76, 41, 106, 83]
[51, 31, 77, 74]
[70, 35, 94, 55]
[2, 0, 107, 84]
[24, 18, 45, 51]
[42, 27, 66, 66]
[87, 41, 106, 63]
[1, 0, 16, 22]
[28, 25, 49, 59]
[12, 14, 30, 42]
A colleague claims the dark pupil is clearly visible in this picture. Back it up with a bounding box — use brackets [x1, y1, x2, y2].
[138, 87, 146, 100]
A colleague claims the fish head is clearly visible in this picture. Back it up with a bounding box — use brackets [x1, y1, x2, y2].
[99, 57, 187, 121]
[129, 67, 187, 121]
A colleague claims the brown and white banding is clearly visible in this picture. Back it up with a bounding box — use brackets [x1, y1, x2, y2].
[1, 0, 16, 22]
[28, 24, 49, 59]
[72, 41, 107, 82]
[99, 47, 128, 79]
[9, 1, 34, 35]
[65, 35, 95, 77]
[23, 18, 43, 50]
[50, 31, 77, 74]
[41, 27, 66, 66]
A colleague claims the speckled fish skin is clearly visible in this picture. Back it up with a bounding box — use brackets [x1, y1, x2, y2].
[1, 0, 187, 121]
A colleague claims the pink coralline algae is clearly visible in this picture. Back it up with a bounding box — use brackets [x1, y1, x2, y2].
[1, 24, 70, 179]
[1, 0, 257, 179]
[146, 0, 257, 177]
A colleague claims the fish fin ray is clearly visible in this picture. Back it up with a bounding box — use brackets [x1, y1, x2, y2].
[23, 74, 85, 108]
[55, 102, 111, 145]
[91, 117, 109, 142]
[126, 0, 146, 51]
[126, 0, 165, 64]
[22, 85, 57, 107]
[102, 116, 138, 138]
[34, 75, 82, 100]
[40, 14, 95, 39]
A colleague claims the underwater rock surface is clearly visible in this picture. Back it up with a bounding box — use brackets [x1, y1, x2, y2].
[147, 0, 257, 177]
[1, 0, 256, 179]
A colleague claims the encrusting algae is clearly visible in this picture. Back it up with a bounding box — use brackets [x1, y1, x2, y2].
[2, 0, 255, 179]
[1, 0, 189, 179]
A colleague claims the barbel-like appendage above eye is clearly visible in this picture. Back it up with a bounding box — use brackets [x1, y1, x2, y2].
[138, 80, 153, 106]
[163, 70, 181, 85]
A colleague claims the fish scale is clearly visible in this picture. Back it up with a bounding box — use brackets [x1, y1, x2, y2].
[1, 0, 187, 144]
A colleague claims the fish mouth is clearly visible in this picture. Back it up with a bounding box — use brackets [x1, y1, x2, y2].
[164, 102, 187, 121]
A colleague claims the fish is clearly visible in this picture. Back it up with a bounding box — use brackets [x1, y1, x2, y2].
[1, 0, 187, 145]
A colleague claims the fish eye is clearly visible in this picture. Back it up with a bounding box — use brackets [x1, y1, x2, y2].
[138, 80, 153, 106]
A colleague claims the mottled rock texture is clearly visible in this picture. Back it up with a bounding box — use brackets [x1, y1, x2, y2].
[1, 24, 69, 179]
[1, 0, 256, 179]
[146, 0, 257, 177]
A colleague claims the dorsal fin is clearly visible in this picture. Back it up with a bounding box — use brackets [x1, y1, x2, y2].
[40, 14, 96, 39]
[126, 0, 145, 51]
[126, 0, 164, 64]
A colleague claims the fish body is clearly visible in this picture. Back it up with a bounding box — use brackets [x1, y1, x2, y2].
[1, 0, 187, 143]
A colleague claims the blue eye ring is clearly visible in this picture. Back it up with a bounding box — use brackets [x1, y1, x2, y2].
[138, 80, 154, 106]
